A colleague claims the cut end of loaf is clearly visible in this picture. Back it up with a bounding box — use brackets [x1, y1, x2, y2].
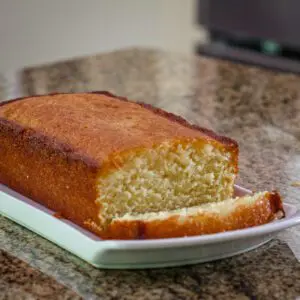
[96, 139, 237, 227]
[117, 191, 283, 221]
[99, 191, 284, 239]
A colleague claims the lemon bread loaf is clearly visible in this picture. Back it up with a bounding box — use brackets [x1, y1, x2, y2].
[0, 92, 283, 239]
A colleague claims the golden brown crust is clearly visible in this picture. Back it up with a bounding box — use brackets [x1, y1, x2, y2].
[0, 91, 238, 153]
[0, 91, 238, 173]
[0, 118, 100, 229]
[91, 91, 238, 149]
[100, 192, 284, 240]
[0, 91, 238, 149]
[0, 92, 239, 238]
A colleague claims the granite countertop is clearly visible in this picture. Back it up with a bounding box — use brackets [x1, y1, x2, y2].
[1, 48, 300, 299]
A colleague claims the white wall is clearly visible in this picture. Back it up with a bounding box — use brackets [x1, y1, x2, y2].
[0, 0, 204, 72]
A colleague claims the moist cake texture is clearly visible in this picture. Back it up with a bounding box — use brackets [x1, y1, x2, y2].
[105, 191, 283, 239]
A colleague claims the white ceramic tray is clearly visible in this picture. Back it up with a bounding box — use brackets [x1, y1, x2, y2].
[1, 184, 300, 269]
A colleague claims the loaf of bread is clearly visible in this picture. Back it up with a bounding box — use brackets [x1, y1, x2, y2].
[0, 92, 283, 239]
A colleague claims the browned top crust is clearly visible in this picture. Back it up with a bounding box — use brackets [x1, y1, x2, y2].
[0, 92, 238, 169]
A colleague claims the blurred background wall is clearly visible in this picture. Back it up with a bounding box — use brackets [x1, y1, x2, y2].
[0, 0, 206, 72]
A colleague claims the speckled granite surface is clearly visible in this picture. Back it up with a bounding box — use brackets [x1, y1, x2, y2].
[0, 250, 80, 299]
[1, 48, 300, 299]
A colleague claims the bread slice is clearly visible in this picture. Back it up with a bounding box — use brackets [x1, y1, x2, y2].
[0, 91, 268, 239]
[102, 191, 284, 239]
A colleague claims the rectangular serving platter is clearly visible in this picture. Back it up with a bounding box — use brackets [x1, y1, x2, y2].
[1, 184, 299, 269]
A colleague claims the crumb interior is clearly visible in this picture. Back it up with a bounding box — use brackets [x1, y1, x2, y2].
[117, 192, 265, 221]
[97, 140, 236, 225]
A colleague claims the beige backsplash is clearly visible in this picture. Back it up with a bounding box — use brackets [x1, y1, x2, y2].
[0, 73, 6, 101]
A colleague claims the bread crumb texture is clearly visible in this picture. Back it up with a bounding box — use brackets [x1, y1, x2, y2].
[97, 140, 236, 226]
